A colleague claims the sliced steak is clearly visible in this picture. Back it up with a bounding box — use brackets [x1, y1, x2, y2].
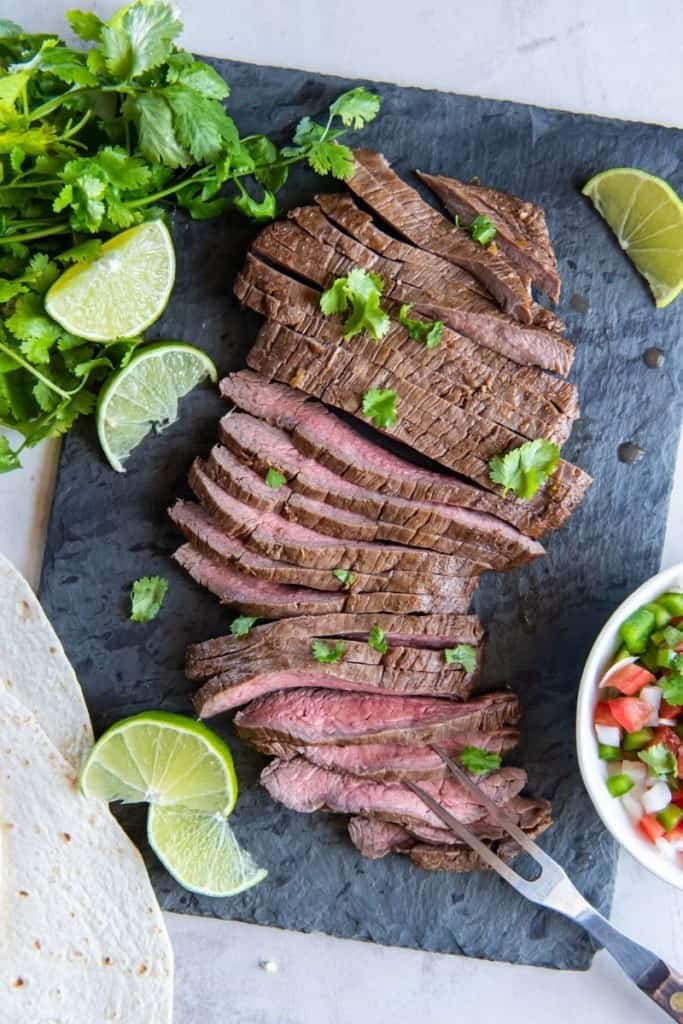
[247, 320, 591, 509]
[219, 412, 542, 568]
[255, 729, 518, 780]
[219, 371, 568, 538]
[234, 688, 520, 749]
[260, 757, 526, 829]
[235, 253, 575, 444]
[417, 172, 561, 303]
[315, 192, 566, 335]
[346, 149, 534, 323]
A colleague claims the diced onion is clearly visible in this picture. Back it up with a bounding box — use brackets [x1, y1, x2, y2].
[659, 719, 678, 727]
[595, 724, 621, 747]
[621, 791, 645, 822]
[598, 656, 638, 688]
[621, 761, 648, 783]
[642, 781, 672, 815]
[641, 686, 663, 713]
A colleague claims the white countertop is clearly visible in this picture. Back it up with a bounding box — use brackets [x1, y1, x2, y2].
[2, 2, 683, 1021]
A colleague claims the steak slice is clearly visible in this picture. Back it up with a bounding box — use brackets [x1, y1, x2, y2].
[185, 612, 484, 667]
[234, 688, 520, 749]
[315, 192, 566, 335]
[254, 729, 518, 780]
[417, 172, 561, 303]
[346, 149, 533, 323]
[219, 371, 567, 538]
[235, 253, 575, 444]
[260, 756, 526, 829]
[263, 208, 574, 376]
[219, 412, 542, 568]
[247, 320, 592, 509]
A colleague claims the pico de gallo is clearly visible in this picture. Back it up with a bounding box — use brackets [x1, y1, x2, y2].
[593, 590, 683, 862]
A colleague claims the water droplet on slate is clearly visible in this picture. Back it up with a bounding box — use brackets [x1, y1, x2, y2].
[618, 442, 645, 464]
[643, 346, 664, 369]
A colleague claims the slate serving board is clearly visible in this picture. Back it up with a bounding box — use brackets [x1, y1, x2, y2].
[39, 58, 683, 971]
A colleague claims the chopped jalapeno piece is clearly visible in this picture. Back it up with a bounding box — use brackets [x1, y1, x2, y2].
[619, 607, 657, 655]
[657, 805, 683, 832]
[657, 593, 683, 617]
[598, 743, 622, 762]
[622, 728, 654, 751]
[656, 647, 677, 669]
[643, 601, 672, 628]
[606, 774, 634, 798]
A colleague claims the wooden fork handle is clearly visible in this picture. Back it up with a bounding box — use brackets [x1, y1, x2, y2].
[644, 964, 683, 1022]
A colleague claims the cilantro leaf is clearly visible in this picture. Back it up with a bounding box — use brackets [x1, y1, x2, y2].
[362, 388, 398, 429]
[638, 743, 677, 778]
[245, 135, 288, 192]
[38, 45, 98, 86]
[129, 575, 168, 623]
[66, 10, 104, 41]
[320, 267, 390, 341]
[166, 51, 229, 100]
[101, 0, 181, 80]
[459, 746, 502, 776]
[265, 467, 286, 489]
[397, 303, 443, 348]
[123, 93, 190, 168]
[164, 84, 239, 163]
[311, 639, 345, 664]
[230, 615, 258, 637]
[55, 239, 103, 264]
[662, 675, 683, 707]
[233, 186, 277, 222]
[367, 623, 388, 655]
[470, 215, 496, 246]
[443, 644, 478, 674]
[329, 87, 381, 130]
[332, 568, 355, 588]
[6, 293, 61, 363]
[308, 140, 355, 180]
[0, 434, 21, 473]
[489, 438, 561, 501]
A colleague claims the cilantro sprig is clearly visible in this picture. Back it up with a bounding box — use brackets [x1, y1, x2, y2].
[638, 743, 678, 778]
[459, 746, 502, 777]
[362, 388, 398, 429]
[443, 644, 478, 674]
[129, 575, 168, 622]
[489, 438, 561, 500]
[0, 3, 381, 469]
[398, 303, 443, 348]
[320, 267, 390, 340]
[311, 639, 345, 664]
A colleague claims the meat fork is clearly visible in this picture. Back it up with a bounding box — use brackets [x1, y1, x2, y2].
[406, 747, 683, 1021]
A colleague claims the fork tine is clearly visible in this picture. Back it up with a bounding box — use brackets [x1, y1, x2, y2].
[431, 745, 558, 872]
[404, 781, 534, 895]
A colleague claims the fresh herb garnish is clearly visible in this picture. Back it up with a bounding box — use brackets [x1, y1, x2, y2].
[319, 268, 390, 340]
[362, 388, 398, 429]
[265, 467, 286, 489]
[443, 644, 478, 674]
[397, 304, 443, 349]
[368, 623, 388, 654]
[470, 215, 497, 246]
[488, 439, 561, 500]
[459, 746, 502, 776]
[230, 615, 258, 637]
[0, 5, 381, 469]
[311, 639, 345, 663]
[662, 675, 683, 707]
[638, 743, 678, 778]
[130, 575, 168, 622]
[332, 568, 355, 588]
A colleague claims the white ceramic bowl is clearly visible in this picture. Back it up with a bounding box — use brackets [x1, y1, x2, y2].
[576, 561, 683, 889]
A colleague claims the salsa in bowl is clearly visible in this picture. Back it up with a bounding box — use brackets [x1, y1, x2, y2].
[577, 563, 683, 889]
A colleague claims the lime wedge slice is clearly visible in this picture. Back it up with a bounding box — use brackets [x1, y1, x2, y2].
[96, 341, 217, 471]
[148, 804, 268, 897]
[45, 220, 176, 340]
[80, 711, 237, 815]
[582, 167, 683, 308]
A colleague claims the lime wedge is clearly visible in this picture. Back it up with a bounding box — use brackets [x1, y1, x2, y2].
[96, 341, 217, 471]
[582, 168, 683, 308]
[148, 804, 268, 897]
[80, 711, 237, 815]
[45, 220, 176, 340]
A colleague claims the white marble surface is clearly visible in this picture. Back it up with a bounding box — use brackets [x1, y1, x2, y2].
[2, 2, 683, 1021]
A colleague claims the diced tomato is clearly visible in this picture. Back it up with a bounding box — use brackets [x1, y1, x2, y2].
[604, 663, 656, 695]
[667, 824, 683, 842]
[672, 617, 683, 627]
[671, 789, 683, 808]
[639, 814, 666, 843]
[608, 697, 653, 733]
[661, 699, 683, 720]
[594, 701, 619, 727]
[679, 751, 683, 778]
[651, 726, 681, 754]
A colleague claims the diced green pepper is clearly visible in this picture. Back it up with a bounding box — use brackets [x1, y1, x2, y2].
[643, 602, 672, 628]
[656, 647, 677, 669]
[623, 728, 654, 751]
[640, 646, 661, 673]
[606, 773, 635, 798]
[657, 593, 683, 617]
[612, 645, 631, 665]
[619, 607, 657, 654]
[657, 805, 683, 832]
[598, 743, 622, 762]
[652, 625, 683, 648]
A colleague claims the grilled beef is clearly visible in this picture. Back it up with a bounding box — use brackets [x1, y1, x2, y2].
[234, 688, 520, 750]
[235, 253, 576, 444]
[260, 757, 526, 828]
[346, 149, 534, 323]
[219, 371, 572, 538]
[249, 729, 518, 780]
[417, 172, 561, 303]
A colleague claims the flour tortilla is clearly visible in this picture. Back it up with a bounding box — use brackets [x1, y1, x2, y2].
[0, 553, 92, 769]
[0, 690, 174, 1022]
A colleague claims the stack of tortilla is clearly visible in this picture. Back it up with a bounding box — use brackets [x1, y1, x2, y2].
[0, 553, 174, 1022]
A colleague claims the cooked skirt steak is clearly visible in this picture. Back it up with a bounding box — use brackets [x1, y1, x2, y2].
[234, 688, 520, 750]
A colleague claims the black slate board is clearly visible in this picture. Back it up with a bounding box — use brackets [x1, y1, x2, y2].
[39, 58, 683, 971]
